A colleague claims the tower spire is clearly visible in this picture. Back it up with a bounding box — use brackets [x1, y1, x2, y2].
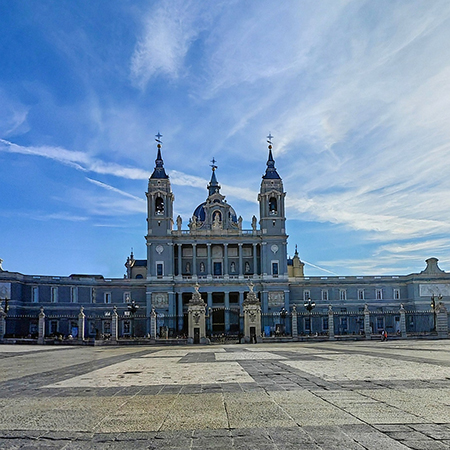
[208, 157, 221, 196]
[263, 133, 280, 179]
[150, 132, 168, 179]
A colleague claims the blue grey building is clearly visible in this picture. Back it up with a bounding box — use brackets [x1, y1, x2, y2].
[0, 137, 449, 340]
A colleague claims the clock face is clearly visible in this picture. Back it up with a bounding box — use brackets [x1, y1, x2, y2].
[271, 244, 279, 253]
[156, 245, 164, 254]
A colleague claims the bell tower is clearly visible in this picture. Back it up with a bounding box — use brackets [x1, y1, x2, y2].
[146, 133, 174, 279]
[258, 134, 288, 279]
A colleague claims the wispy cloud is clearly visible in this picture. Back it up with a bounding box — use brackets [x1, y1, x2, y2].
[130, 0, 222, 88]
[86, 178, 145, 203]
[0, 139, 150, 180]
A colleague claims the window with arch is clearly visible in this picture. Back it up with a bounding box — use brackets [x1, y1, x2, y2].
[269, 197, 277, 214]
[155, 197, 164, 215]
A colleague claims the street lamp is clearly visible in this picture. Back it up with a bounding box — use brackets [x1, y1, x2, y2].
[128, 300, 139, 337]
[431, 294, 442, 332]
[280, 307, 287, 335]
[304, 298, 316, 334]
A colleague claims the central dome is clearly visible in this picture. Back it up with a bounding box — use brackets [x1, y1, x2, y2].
[193, 202, 237, 223]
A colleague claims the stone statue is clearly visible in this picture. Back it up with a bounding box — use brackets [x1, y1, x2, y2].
[251, 215, 257, 231]
[176, 215, 182, 231]
[212, 211, 221, 229]
[238, 216, 243, 230]
[0, 258, 3, 271]
[190, 215, 197, 230]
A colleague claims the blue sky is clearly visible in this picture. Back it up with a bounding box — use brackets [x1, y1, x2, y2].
[1, 0, 450, 278]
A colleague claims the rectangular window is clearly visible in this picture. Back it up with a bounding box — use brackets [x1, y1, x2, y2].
[123, 292, 131, 303]
[376, 317, 385, 330]
[104, 292, 111, 304]
[32, 286, 39, 303]
[156, 263, 163, 278]
[71, 287, 78, 303]
[358, 289, 364, 300]
[272, 262, 279, 276]
[376, 289, 383, 300]
[50, 320, 58, 335]
[51, 287, 58, 303]
[339, 289, 347, 301]
[213, 262, 222, 276]
[393, 288, 400, 300]
[322, 290, 328, 301]
[340, 317, 348, 331]
[304, 316, 311, 332]
[322, 316, 329, 331]
[303, 290, 311, 301]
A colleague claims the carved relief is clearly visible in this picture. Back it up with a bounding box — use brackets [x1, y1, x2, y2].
[268, 291, 284, 307]
[0, 283, 11, 299]
[420, 284, 450, 297]
[152, 292, 169, 308]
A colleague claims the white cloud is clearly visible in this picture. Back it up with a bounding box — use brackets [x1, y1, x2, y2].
[130, 0, 217, 87]
[86, 178, 145, 203]
[0, 139, 150, 180]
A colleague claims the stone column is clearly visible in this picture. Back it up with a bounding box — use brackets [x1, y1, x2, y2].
[253, 243, 258, 276]
[207, 244, 212, 279]
[177, 244, 182, 278]
[187, 283, 209, 344]
[147, 242, 152, 278]
[261, 242, 267, 277]
[436, 302, 449, 339]
[224, 292, 230, 332]
[150, 307, 157, 339]
[38, 307, 45, 345]
[78, 306, 85, 341]
[238, 243, 243, 279]
[328, 305, 335, 340]
[192, 244, 197, 277]
[177, 293, 183, 332]
[399, 304, 407, 338]
[224, 244, 229, 277]
[243, 282, 262, 343]
[291, 305, 298, 339]
[364, 304, 371, 339]
[111, 306, 118, 342]
[0, 305, 6, 342]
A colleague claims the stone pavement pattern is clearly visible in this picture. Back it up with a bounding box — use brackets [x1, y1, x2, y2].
[0, 341, 450, 449]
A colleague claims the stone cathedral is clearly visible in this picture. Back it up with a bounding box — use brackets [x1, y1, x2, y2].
[0, 135, 449, 341]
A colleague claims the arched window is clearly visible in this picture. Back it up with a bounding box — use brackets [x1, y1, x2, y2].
[269, 197, 277, 214]
[155, 197, 164, 214]
[135, 274, 143, 279]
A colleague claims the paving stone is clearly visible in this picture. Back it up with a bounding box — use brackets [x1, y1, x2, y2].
[1, 341, 450, 448]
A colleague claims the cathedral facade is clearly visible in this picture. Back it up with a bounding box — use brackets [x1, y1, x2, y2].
[0, 137, 449, 340]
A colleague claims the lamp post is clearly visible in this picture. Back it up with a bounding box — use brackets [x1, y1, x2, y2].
[280, 307, 287, 335]
[431, 294, 442, 332]
[304, 297, 316, 334]
[128, 300, 139, 337]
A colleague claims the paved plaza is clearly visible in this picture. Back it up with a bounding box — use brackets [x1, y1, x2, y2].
[0, 341, 450, 449]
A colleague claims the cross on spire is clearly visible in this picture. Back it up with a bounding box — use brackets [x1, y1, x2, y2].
[267, 133, 274, 144]
[210, 157, 218, 171]
[155, 132, 162, 143]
